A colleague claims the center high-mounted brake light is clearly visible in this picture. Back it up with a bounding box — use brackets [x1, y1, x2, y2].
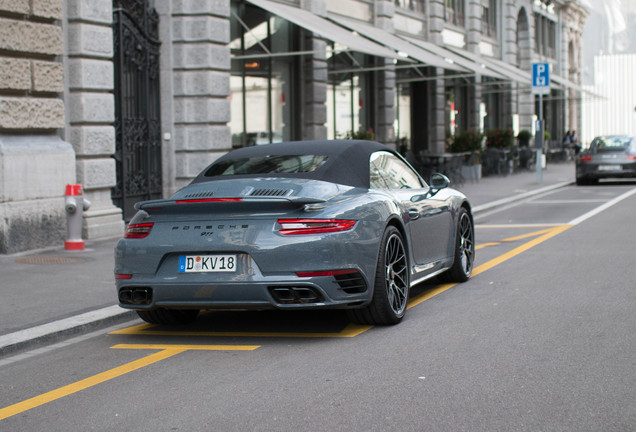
[124, 222, 154, 239]
[174, 198, 243, 204]
[277, 219, 356, 235]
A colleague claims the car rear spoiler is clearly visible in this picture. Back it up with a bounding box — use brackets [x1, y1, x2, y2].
[135, 196, 326, 211]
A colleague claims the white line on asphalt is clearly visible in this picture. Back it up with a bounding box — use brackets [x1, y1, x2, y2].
[568, 187, 636, 226]
[472, 181, 572, 215]
[530, 199, 608, 204]
[0, 322, 134, 368]
[0, 305, 130, 353]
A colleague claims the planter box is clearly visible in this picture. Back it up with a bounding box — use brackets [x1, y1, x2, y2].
[461, 163, 482, 181]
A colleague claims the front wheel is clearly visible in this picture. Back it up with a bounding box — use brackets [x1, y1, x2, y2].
[348, 226, 409, 325]
[441, 207, 474, 282]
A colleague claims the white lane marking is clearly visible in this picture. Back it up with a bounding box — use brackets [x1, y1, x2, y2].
[529, 199, 608, 204]
[568, 187, 636, 226]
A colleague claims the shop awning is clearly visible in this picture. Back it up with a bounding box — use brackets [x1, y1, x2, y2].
[245, 0, 399, 59]
[443, 46, 532, 84]
[483, 57, 532, 86]
[550, 74, 583, 91]
[402, 37, 508, 80]
[327, 15, 467, 72]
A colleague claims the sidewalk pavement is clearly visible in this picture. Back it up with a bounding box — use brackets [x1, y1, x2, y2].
[0, 162, 575, 356]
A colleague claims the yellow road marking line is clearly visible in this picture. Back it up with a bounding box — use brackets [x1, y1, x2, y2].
[475, 227, 558, 250]
[409, 225, 571, 307]
[112, 344, 259, 351]
[110, 323, 372, 338]
[0, 344, 259, 421]
[472, 225, 572, 277]
[0, 348, 181, 421]
[476, 242, 500, 250]
[408, 283, 457, 309]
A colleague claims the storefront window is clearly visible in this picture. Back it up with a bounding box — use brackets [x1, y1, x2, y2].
[327, 75, 361, 139]
[326, 47, 372, 140]
[395, 83, 411, 153]
[230, 3, 295, 147]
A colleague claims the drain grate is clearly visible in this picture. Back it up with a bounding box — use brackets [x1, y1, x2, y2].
[15, 256, 87, 265]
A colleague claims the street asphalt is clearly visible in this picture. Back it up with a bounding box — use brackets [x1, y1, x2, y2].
[0, 161, 575, 356]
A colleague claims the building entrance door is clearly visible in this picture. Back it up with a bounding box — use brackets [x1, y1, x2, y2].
[112, 0, 162, 220]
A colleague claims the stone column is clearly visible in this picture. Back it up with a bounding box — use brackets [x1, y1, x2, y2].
[301, 0, 328, 141]
[0, 0, 75, 253]
[431, 72, 447, 153]
[171, 0, 231, 189]
[375, 0, 396, 147]
[66, 0, 124, 240]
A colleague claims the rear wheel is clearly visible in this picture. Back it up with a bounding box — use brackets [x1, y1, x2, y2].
[137, 309, 199, 325]
[348, 226, 409, 325]
[441, 207, 474, 282]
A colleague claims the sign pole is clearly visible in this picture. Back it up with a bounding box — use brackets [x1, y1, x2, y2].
[532, 62, 549, 184]
[537, 94, 543, 184]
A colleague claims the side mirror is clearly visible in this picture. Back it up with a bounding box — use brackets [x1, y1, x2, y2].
[429, 173, 450, 191]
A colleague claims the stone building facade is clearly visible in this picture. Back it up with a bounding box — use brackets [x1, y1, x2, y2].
[0, 0, 587, 254]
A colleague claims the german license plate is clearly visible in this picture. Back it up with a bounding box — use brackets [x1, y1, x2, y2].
[179, 255, 236, 273]
[598, 165, 617, 171]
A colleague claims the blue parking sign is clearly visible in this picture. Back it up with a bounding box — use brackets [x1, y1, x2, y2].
[532, 63, 550, 94]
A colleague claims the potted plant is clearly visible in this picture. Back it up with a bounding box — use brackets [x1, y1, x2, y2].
[485, 128, 514, 149]
[345, 129, 375, 141]
[517, 129, 532, 147]
[450, 130, 483, 181]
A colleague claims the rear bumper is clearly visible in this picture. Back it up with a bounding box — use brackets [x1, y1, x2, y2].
[576, 162, 636, 179]
[116, 272, 371, 311]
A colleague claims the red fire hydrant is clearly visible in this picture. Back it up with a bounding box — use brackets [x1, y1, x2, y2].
[64, 184, 91, 250]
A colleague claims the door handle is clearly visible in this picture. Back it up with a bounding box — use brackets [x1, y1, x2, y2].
[408, 209, 420, 220]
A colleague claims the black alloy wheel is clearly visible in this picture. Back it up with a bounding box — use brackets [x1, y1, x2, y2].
[442, 207, 474, 282]
[348, 226, 409, 325]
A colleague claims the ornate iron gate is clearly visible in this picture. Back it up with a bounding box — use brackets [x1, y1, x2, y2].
[112, 0, 162, 220]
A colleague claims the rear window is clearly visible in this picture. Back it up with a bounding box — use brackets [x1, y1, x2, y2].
[205, 155, 328, 177]
[591, 136, 634, 152]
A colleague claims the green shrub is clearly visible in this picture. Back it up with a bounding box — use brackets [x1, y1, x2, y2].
[345, 129, 375, 140]
[449, 129, 483, 153]
[486, 128, 514, 149]
[517, 130, 532, 141]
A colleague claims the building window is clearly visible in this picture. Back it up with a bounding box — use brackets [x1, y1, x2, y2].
[230, 3, 297, 147]
[394, 0, 425, 14]
[395, 82, 411, 153]
[326, 48, 374, 139]
[481, 0, 497, 38]
[445, 0, 465, 27]
[534, 13, 556, 59]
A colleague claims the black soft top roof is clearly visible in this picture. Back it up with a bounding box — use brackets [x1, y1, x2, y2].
[192, 140, 397, 189]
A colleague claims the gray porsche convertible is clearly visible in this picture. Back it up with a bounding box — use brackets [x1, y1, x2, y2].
[115, 140, 474, 325]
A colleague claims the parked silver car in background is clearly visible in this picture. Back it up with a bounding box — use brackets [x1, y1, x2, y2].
[576, 135, 636, 185]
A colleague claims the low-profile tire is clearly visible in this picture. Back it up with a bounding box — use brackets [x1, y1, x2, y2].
[137, 309, 199, 325]
[347, 226, 409, 326]
[440, 207, 474, 283]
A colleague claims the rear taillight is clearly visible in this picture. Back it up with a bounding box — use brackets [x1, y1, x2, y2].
[627, 154, 636, 161]
[124, 222, 154, 239]
[579, 155, 592, 162]
[115, 273, 133, 279]
[277, 219, 356, 235]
